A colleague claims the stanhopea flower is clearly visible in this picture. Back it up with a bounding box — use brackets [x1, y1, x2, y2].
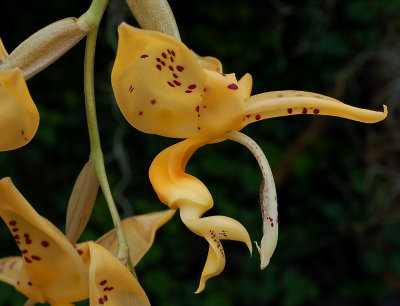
[0, 177, 174, 305]
[111, 23, 387, 292]
[0, 39, 39, 151]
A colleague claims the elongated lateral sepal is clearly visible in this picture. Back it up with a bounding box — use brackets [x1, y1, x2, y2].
[242, 90, 387, 126]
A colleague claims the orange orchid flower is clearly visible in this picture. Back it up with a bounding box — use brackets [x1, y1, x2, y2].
[111, 23, 387, 293]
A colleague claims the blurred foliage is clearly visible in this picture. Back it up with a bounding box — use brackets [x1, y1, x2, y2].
[1, 0, 400, 305]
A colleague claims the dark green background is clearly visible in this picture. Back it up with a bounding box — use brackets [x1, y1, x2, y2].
[0, 0, 399, 305]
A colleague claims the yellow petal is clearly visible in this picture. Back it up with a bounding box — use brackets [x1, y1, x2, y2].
[242, 90, 387, 125]
[149, 136, 252, 292]
[0, 257, 22, 287]
[0, 38, 9, 64]
[194, 54, 223, 73]
[0, 68, 39, 151]
[96, 209, 175, 267]
[111, 23, 206, 138]
[0, 177, 88, 303]
[65, 159, 99, 244]
[88, 242, 150, 306]
[198, 70, 246, 136]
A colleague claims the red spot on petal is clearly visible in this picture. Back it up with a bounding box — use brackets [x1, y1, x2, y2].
[245, 114, 251, 118]
[188, 84, 197, 89]
[255, 114, 261, 120]
[12, 228, 18, 232]
[271, 223, 274, 227]
[313, 108, 320, 114]
[173, 80, 181, 86]
[140, 54, 148, 58]
[151, 99, 157, 104]
[9, 220, 16, 226]
[21, 249, 28, 254]
[287, 108, 293, 114]
[77, 249, 83, 255]
[220, 73, 226, 76]
[31, 256, 41, 261]
[25, 239, 32, 245]
[173, 73, 178, 78]
[100, 280, 107, 286]
[162, 53, 167, 58]
[167, 81, 175, 87]
[171, 50, 176, 57]
[161, 61, 166, 66]
[139, 111, 143, 116]
[227, 83, 238, 90]
[302, 108, 307, 114]
[156, 58, 161, 62]
[176, 66, 184, 72]
[156, 65, 162, 71]
[196, 106, 200, 112]
[167, 49, 171, 54]
[14, 234, 20, 240]
[169, 66, 174, 71]
[104, 295, 108, 301]
[104, 286, 114, 291]
[203, 105, 207, 108]
[197, 127, 201, 130]
[170, 56, 174, 62]
[24, 257, 32, 263]
[41, 241, 49, 247]
[98, 298, 104, 304]
[185, 90, 192, 93]
[28, 282, 32, 286]
[21, 130, 24, 136]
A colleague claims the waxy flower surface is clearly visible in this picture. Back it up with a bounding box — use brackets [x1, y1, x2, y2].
[0, 177, 174, 305]
[111, 23, 387, 292]
[0, 39, 39, 151]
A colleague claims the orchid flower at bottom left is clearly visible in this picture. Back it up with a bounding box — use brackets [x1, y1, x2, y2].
[0, 177, 153, 305]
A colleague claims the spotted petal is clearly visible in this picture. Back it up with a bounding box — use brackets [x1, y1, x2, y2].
[111, 23, 206, 138]
[242, 90, 387, 126]
[0, 257, 22, 288]
[0, 177, 88, 304]
[0, 68, 39, 151]
[88, 242, 150, 306]
[149, 136, 252, 293]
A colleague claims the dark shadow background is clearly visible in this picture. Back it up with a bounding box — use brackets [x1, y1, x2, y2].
[1, 0, 400, 305]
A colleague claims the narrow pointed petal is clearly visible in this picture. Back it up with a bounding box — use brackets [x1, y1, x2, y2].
[0, 38, 9, 64]
[0, 257, 22, 287]
[149, 136, 252, 292]
[237, 73, 252, 100]
[88, 242, 150, 306]
[225, 131, 278, 269]
[0, 68, 39, 151]
[194, 54, 223, 73]
[96, 210, 175, 267]
[65, 159, 99, 244]
[243, 90, 387, 126]
[0, 177, 88, 303]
